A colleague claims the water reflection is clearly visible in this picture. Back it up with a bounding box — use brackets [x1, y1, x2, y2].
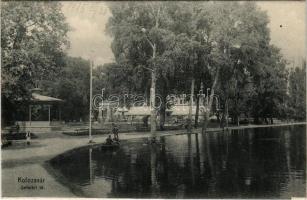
[50, 125, 306, 198]
[150, 142, 158, 197]
[89, 148, 93, 184]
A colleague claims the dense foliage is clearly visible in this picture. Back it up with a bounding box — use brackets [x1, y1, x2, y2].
[1, 2, 305, 126]
[287, 62, 306, 120]
[1, 1, 69, 125]
[42, 57, 91, 122]
[104, 1, 305, 127]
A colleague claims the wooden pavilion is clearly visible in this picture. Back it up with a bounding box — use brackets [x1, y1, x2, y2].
[16, 88, 64, 133]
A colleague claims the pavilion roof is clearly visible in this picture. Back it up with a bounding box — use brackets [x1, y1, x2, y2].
[31, 93, 63, 103]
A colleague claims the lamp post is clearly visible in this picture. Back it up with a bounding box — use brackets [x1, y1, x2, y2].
[98, 88, 105, 123]
[89, 59, 94, 143]
[188, 78, 195, 133]
[141, 28, 157, 137]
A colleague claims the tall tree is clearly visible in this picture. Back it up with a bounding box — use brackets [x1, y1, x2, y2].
[105, 1, 291, 130]
[200, 2, 279, 128]
[41, 56, 90, 122]
[106, 2, 180, 130]
[287, 61, 306, 120]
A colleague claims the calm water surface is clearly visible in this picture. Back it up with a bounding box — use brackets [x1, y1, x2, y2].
[50, 125, 306, 198]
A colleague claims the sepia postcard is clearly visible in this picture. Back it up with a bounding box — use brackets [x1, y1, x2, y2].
[1, 1, 306, 199]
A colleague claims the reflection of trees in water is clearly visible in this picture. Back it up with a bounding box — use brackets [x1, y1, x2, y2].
[87, 140, 183, 198]
[100, 128, 303, 198]
[89, 148, 93, 184]
[241, 127, 290, 197]
[213, 129, 251, 197]
[188, 134, 195, 183]
[93, 146, 152, 198]
[287, 125, 305, 171]
[197, 127, 302, 198]
[280, 126, 306, 197]
[50, 148, 93, 185]
[50, 126, 305, 198]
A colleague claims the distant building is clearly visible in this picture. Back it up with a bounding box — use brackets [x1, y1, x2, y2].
[125, 106, 151, 123]
[124, 103, 208, 124]
[126, 106, 151, 116]
[97, 101, 119, 122]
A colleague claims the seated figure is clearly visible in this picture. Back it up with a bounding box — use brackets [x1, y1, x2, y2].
[105, 135, 113, 145]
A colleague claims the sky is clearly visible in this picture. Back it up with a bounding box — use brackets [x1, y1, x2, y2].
[61, 1, 306, 67]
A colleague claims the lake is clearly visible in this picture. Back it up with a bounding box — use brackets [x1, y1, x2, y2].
[49, 125, 306, 198]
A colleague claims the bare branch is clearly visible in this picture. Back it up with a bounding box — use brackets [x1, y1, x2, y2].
[145, 37, 155, 50]
[141, 65, 154, 72]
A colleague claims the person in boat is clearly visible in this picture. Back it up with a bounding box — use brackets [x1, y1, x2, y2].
[112, 123, 119, 140]
[105, 135, 113, 145]
[113, 135, 120, 144]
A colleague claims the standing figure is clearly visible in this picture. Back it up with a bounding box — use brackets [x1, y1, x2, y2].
[26, 131, 31, 145]
[112, 123, 119, 141]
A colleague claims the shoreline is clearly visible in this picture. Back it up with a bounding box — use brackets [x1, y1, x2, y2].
[21, 122, 307, 164]
[2, 122, 306, 197]
[3, 121, 306, 169]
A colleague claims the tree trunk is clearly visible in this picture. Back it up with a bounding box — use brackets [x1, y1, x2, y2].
[225, 99, 229, 129]
[159, 105, 166, 131]
[264, 117, 268, 124]
[150, 46, 157, 135]
[220, 110, 226, 129]
[254, 115, 259, 124]
[188, 78, 195, 133]
[159, 91, 167, 131]
[13, 25, 26, 50]
[237, 115, 240, 126]
[194, 93, 200, 128]
[202, 66, 220, 133]
[194, 79, 201, 128]
[217, 112, 220, 124]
